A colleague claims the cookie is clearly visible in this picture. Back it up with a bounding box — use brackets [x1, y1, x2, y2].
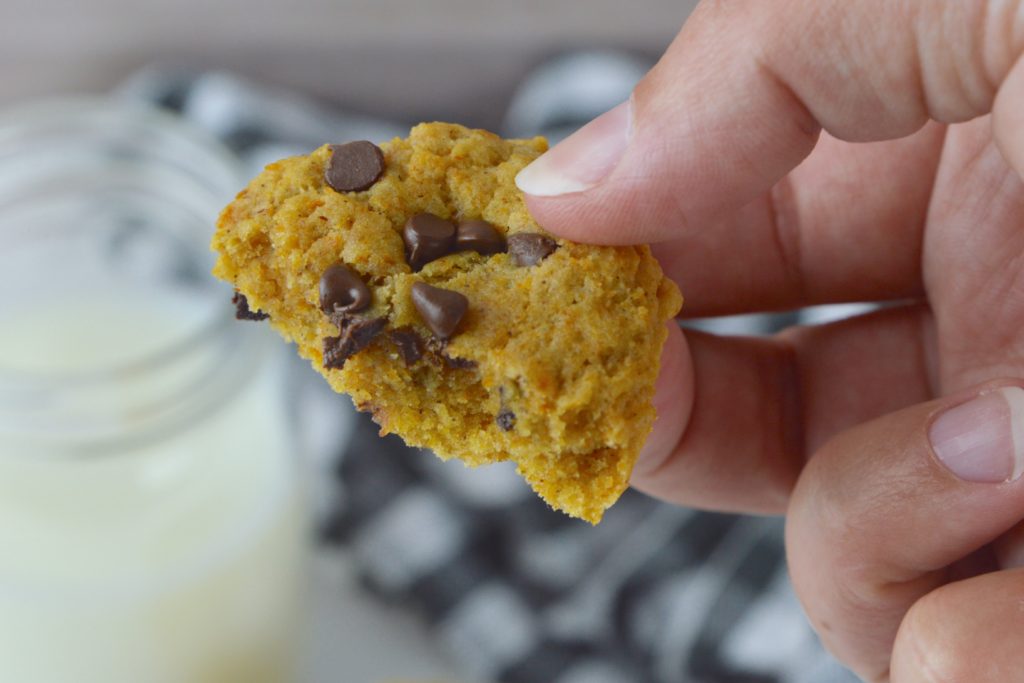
[212, 123, 682, 523]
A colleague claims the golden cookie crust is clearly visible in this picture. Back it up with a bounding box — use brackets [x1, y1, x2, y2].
[212, 123, 682, 523]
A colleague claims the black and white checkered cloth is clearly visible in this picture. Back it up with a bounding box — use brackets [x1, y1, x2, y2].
[118, 58, 861, 683]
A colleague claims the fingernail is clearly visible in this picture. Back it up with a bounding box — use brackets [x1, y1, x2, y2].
[515, 100, 632, 197]
[929, 386, 1024, 483]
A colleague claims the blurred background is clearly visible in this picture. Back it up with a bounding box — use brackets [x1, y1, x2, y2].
[2, 0, 691, 126]
[0, 2, 865, 683]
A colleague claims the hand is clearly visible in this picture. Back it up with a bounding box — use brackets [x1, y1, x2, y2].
[515, 1, 1024, 680]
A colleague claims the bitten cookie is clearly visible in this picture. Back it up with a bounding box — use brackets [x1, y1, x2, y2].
[212, 123, 682, 523]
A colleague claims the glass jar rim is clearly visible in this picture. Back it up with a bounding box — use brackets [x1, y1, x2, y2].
[0, 96, 242, 185]
[0, 97, 261, 453]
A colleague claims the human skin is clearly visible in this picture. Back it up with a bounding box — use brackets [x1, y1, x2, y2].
[515, 1, 1024, 681]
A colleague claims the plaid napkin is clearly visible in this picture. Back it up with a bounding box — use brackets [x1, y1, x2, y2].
[119, 58, 861, 683]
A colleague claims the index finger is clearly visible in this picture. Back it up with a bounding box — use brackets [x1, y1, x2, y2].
[518, 0, 1024, 245]
[654, 128, 943, 317]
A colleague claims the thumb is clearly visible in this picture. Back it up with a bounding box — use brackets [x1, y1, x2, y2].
[786, 382, 1024, 680]
[516, 0, 1024, 245]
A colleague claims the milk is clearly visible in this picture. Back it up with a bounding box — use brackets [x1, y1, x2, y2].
[0, 289, 307, 683]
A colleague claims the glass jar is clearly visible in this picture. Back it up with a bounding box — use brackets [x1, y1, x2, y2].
[0, 99, 308, 683]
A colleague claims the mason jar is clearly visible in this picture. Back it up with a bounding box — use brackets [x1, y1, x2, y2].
[0, 99, 308, 683]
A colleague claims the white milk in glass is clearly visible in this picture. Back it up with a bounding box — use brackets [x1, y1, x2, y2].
[0, 100, 309, 683]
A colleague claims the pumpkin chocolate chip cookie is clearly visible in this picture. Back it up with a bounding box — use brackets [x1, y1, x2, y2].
[211, 122, 682, 523]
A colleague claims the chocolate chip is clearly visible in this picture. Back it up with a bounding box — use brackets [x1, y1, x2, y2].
[325, 141, 385, 192]
[389, 327, 423, 366]
[508, 232, 558, 267]
[403, 213, 456, 270]
[455, 219, 505, 255]
[496, 408, 516, 431]
[232, 291, 268, 321]
[410, 282, 468, 340]
[323, 316, 387, 370]
[319, 264, 371, 314]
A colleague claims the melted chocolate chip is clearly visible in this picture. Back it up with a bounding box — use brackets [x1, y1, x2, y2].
[325, 141, 385, 192]
[508, 232, 558, 267]
[322, 316, 387, 369]
[232, 291, 268, 321]
[319, 264, 371, 314]
[410, 282, 468, 340]
[322, 337, 348, 370]
[389, 327, 423, 366]
[455, 219, 505, 255]
[425, 337, 476, 369]
[496, 408, 516, 431]
[403, 213, 456, 271]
